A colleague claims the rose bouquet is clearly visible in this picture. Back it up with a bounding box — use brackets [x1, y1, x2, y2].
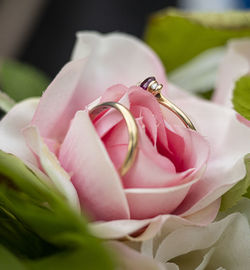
[0, 9, 250, 270]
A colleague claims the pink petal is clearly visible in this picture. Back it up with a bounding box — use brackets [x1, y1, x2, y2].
[33, 32, 167, 141]
[213, 39, 250, 108]
[183, 198, 221, 225]
[94, 85, 131, 138]
[96, 85, 167, 145]
[72, 31, 167, 90]
[32, 59, 88, 141]
[95, 86, 170, 150]
[104, 120, 209, 189]
[129, 86, 169, 150]
[103, 122, 177, 188]
[58, 110, 130, 221]
[106, 143, 180, 188]
[237, 113, 250, 127]
[172, 97, 250, 216]
[125, 186, 191, 220]
[125, 167, 205, 219]
[100, 84, 128, 103]
[132, 106, 158, 145]
[166, 125, 210, 173]
[89, 206, 216, 241]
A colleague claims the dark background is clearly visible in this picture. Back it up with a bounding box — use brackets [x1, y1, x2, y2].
[20, 0, 177, 78]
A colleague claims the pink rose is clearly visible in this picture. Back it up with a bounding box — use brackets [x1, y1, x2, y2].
[59, 84, 209, 221]
[0, 32, 250, 241]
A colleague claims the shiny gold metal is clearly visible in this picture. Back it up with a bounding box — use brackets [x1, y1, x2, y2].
[89, 101, 138, 176]
[140, 77, 196, 130]
[156, 93, 196, 130]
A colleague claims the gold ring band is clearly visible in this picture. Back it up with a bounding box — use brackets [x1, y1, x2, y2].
[157, 94, 196, 130]
[140, 77, 196, 131]
[89, 101, 138, 176]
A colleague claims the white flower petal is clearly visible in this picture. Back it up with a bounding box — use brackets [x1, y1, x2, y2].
[0, 98, 39, 166]
[107, 241, 166, 270]
[213, 38, 250, 107]
[195, 248, 215, 270]
[23, 126, 80, 212]
[152, 198, 250, 269]
[89, 203, 218, 241]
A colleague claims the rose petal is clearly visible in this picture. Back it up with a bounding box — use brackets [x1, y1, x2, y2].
[58, 110, 130, 221]
[133, 106, 158, 145]
[139, 199, 221, 261]
[23, 126, 80, 212]
[89, 215, 192, 241]
[138, 199, 250, 268]
[99, 86, 209, 191]
[97, 86, 170, 155]
[104, 119, 209, 190]
[172, 97, 250, 216]
[0, 98, 51, 183]
[104, 124, 180, 188]
[177, 156, 247, 216]
[33, 32, 167, 141]
[166, 125, 209, 174]
[100, 84, 128, 103]
[94, 85, 131, 138]
[32, 59, 88, 141]
[237, 113, 250, 127]
[129, 86, 169, 150]
[72, 31, 167, 90]
[124, 166, 205, 219]
[125, 186, 192, 220]
[184, 198, 221, 225]
[154, 211, 250, 269]
[0, 98, 39, 166]
[96, 84, 169, 146]
[90, 201, 219, 241]
[107, 241, 166, 270]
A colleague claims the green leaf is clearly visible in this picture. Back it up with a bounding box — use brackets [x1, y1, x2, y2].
[25, 247, 116, 270]
[0, 205, 54, 259]
[232, 75, 250, 120]
[0, 150, 115, 269]
[0, 243, 116, 270]
[0, 150, 54, 201]
[0, 60, 50, 102]
[0, 245, 26, 270]
[0, 186, 115, 269]
[196, 89, 214, 100]
[145, 9, 250, 73]
[0, 91, 15, 112]
[220, 154, 250, 211]
[0, 244, 115, 270]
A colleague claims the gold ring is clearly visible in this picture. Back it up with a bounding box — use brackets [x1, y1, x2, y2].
[139, 77, 196, 130]
[89, 102, 139, 176]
